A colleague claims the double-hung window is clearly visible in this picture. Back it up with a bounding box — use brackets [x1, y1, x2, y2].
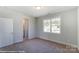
[43, 16, 61, 34]
[43, 19, 50, 32]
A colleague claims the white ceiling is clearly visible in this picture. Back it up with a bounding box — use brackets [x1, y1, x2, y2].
[4, 6, 77, 17]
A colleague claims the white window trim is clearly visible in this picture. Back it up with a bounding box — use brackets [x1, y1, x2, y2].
[43, 16, 61, 34]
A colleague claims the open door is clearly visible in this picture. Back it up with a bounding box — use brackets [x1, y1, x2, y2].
[0, 18, 13, 48]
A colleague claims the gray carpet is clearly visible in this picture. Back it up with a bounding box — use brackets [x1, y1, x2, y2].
[0, 39, 78, 53]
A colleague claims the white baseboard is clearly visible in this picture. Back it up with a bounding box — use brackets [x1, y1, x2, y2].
[39, 36, 78, 48]
[14, 39, 23, 44]
[0, 42, 14, 48]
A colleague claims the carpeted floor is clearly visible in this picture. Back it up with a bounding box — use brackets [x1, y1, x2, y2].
[0, 38, 78, 53]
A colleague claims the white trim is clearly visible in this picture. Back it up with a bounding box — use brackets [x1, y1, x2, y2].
[39, 36, 78, 48]
[77, 7, 79, 50]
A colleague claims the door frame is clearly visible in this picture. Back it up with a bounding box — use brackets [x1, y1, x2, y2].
[21, 16, 29, 40]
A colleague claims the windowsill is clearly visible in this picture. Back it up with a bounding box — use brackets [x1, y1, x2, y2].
[43, 32, 61, 34]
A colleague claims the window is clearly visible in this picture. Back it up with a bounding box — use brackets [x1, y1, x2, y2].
[43, 20, 50, 32]
[43, 16, 61, 34]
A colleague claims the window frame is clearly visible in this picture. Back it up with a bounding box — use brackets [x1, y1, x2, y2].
[43, 19, 51, 32]
[43, 16, 61, 34]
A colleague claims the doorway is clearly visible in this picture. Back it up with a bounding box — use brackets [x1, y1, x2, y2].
[22, 18, 29, 40]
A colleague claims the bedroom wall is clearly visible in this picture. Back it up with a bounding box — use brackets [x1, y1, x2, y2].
[0, 7, 25, 44]
[36, 8, 77, 47]
[28, 17, 36, 39]
[0, 7, 35, 44]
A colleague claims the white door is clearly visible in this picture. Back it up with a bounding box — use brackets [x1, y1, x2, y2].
[0, 18, 13, 48]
